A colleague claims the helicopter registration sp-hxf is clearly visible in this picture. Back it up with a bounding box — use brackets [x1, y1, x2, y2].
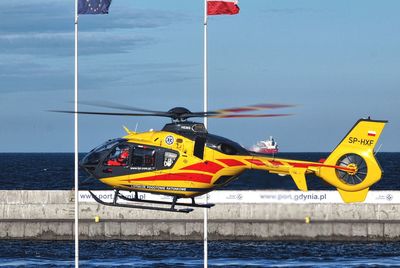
[57, 103, 387, 213]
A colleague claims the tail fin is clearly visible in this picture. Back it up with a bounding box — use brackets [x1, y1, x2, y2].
[318, 119, 387, 202]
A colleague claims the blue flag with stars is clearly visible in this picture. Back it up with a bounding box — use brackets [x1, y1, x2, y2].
[78, 0, 112, 14]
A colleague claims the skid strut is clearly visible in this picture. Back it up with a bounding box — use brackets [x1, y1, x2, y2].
[88, 190, 214, 213]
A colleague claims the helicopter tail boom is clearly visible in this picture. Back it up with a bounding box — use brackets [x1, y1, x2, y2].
[316, 118, 387, 202]
[246, 118, 387, 203]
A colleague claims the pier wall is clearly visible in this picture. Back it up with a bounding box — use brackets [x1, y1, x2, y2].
[0, 190, 399, 240]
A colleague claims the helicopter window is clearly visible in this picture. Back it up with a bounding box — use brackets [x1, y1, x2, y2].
[218, 143, 238, 155]
[91, 139, 124, 153]
[104, 145, 131, 166]
[163, 152, 178, 168]
[192, 124, 207, 133]
[131, 147, 155, 168]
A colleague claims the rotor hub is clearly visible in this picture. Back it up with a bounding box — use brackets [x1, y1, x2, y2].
[346, 163, 358, 176]
[167, 107, 192, 121]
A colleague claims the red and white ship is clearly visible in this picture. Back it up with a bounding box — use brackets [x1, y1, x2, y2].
[249, 136, 279, 154]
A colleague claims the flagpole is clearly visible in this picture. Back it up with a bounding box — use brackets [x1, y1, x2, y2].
[74, 0, 79, 266]
[203, 0, 208, 267]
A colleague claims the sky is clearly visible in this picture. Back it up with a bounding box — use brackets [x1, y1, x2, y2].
[0, 0, 399, 152]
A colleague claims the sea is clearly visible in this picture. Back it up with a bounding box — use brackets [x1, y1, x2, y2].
[1, 240, 400, 267]
[0, 152, 399, 267]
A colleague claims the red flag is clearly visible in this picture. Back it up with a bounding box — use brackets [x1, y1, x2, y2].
[207, 0, 240, 15]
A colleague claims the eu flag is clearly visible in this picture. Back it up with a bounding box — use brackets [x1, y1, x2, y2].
[78, 0, 112, 14]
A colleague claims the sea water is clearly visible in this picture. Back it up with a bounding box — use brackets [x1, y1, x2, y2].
[1, 240, 400, 267]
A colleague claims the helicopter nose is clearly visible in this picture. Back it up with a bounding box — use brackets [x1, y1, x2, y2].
[80, 152, 100, 167]
[79, 138, 126, 177]
[79, 151, 104, 177]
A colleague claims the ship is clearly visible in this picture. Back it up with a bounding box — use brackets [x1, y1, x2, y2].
[249, 136, 279, 154]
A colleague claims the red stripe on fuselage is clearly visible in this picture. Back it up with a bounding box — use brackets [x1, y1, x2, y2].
[125, 173, 213, 184]
[246, 159, 265, 166]
[268, 160, 283, 166]
[289, 162, 355, 172]
[217, 159, 245, 167]
[180, 161, 224, 174]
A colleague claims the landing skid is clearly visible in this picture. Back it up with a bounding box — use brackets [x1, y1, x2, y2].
[88, 190, 214, 213]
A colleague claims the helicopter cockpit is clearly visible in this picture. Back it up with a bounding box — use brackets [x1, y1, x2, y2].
[80, 138, 179, 179]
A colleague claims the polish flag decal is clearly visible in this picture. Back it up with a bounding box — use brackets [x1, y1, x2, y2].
[368, 130, 376, 137]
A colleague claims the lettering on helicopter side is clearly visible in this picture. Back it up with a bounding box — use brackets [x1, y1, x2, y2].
[127, 184, 187, 192]
[348, 137, 374, 146]
[165, 135, 175, 145]
[129, 167, 154, 171]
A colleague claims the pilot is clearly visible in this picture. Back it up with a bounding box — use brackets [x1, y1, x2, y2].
[117, 148, 129, 165]
[107, 148, 129, 166]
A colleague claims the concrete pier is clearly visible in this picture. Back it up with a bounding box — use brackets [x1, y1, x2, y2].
[0, 190, 399, 240]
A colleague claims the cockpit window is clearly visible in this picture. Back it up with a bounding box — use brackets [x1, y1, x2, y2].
[132, 147, 155, 167]
[91, 138, 124, 154]
[205, 134, 250, 156]
[104, 145, 130, 166]
[218, 143, 238, 155]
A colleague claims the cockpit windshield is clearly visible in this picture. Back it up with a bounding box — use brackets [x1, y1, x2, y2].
[90, 138, 125, 154]
[81, 139, 127, 167]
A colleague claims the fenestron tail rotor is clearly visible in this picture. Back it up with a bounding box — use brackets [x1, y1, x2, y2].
[336, 153, 368, 185]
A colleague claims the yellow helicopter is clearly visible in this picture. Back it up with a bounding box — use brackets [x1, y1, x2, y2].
[56, 103, 387, 213]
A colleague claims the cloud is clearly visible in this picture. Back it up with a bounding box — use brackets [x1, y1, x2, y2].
[78, 62, 201, 90]
[78, 9, 188, 31]
[0, 1, 196, 94]
[0, 31, 155, 57]
[0, 2, 72, 34]
[0, 1, 187, 34]
[0, 57, 200, 93]
[0, 59, 73, 93]
[0, 1, 188, 57]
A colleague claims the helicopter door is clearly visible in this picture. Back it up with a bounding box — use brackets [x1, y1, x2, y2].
[130, 146, 156, 171]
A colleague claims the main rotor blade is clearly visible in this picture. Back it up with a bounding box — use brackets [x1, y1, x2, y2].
[190, 103, 295, 116]
[214, 103, 295, 114]
[209, 113, 292, 118]
[50, 110, 171, 117]
[78, 100, 166, 114]
[51, 102, 295, 120]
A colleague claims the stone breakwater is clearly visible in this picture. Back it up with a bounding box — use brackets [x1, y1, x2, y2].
[0, 190, 399, 240]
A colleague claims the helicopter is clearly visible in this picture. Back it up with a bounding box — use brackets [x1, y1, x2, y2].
[56, 102, 387, 213]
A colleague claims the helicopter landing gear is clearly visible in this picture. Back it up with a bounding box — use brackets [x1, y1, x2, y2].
[88, 190, 214, 213]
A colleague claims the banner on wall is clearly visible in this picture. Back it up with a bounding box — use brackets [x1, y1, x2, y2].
[79, 190, 399, 204]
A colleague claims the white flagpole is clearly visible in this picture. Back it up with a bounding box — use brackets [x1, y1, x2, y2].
[74, 0, 79, 266]
[203, 0, 208, 267]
